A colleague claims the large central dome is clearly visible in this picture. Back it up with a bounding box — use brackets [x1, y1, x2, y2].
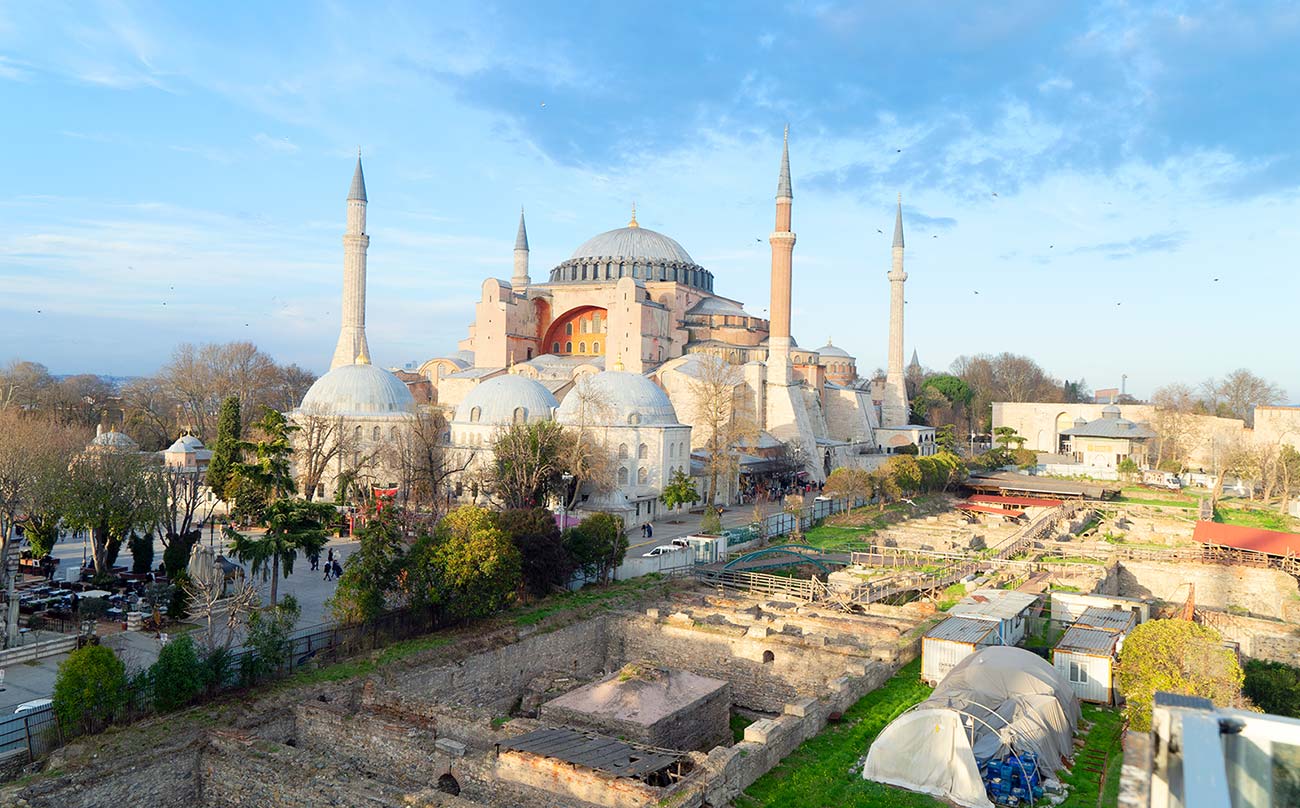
[570, 225, 695, 264]
[549, 216, 713, 293]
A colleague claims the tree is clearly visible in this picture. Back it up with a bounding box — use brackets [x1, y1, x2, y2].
[435, 510, 521, 619]
[64, 448, 164, 577]
[329, 507, 409, 623]
[1243, 659, 1300, 718]
[393, 409, 471, 518]
[952, 353, 1064, 432]
[489, 420, 571, 509]
[235, 407, 298, 504]
[149, 634, 203, 712]
[1202, 369, 1284, 426]
[689, 355, 759, 506]
[53, 644, 128, 734]
[1117, 619, 1244, 731]
[1150, 383, 1202, 470]
[564, 512, 627, 584]
[660, 468, 701, 512]
[128, 532, 155, 574]
[185, 572, 259, 654]
[555, 376, 618, 510]
[824, 467, 873, 505]
[160, 341, 279, 439]
[229, 499, 332, 605]
[934, 424, 958, 454]
[205, 395, 241, 502]
[241, 595, 300, 684]
[993, 426, 1026, 450]
[495, 508, 574, 598]
[885, 455, 922, 494]
[1117, 457, 1140, 479]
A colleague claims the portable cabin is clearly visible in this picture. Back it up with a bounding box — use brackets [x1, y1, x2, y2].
[947, 589, 1040, 646]
[921, 617, 999, 685]
[1049, 592, 1150, 626]
[1053, 626, 1121, 704]
[1074, 605, 1137, 637]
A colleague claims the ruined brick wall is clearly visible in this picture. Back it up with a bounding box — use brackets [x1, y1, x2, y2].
[1116, 561, 1300, 621]
[4, 740, 201, 808]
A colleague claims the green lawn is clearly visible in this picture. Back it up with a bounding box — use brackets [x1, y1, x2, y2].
[800, 524, 876, 551]
[732, 712, 756, 743]
[738, 658, 943, 808]
[1114, 495, 1197, 509]
[1059, 705, 1125, 808]
[1215, 505, 1300, 533]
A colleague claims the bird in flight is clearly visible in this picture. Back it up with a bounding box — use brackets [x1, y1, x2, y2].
[992, 192, 998, 197]
[876, 229, 883, 234]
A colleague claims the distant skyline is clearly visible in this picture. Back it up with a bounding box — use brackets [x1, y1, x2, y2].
[1, 2, 1297, 401]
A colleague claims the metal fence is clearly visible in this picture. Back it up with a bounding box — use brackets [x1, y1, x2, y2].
[0, 707, 60, 767]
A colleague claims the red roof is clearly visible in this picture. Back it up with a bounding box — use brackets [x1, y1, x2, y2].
[1192, 521, 1300, 557]
[968, 494, 1064, 508]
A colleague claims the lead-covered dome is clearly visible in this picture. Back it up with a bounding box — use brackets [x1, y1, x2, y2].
[556, 371, 679, 426]
[89, 428, 138, 452]
[548, 217, 713, 292]
[453, 374, 558, 425]
[299, 363, 415, 418]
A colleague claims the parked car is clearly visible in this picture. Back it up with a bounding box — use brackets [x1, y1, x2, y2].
[670, 538, 691, 548]
[14, 699, 51, 715]
[641, 545, 682, 558]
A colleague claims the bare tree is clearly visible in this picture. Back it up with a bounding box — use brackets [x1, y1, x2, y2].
[394, 410, 472, 518]
[294, 413, 352, 500]
[556, 377, 617, 509]
[0, 360, 56, 412]
[1202, 369, 1284, 426]
[120, 376, 181, 451]
[159, 342, 280, 439]
[489, 421, 571, 509]
[1150, 383, 1202, 470]
[689, 355, 759, 506]
[185, 574, 259, 652]
[154, 463, 217, 541]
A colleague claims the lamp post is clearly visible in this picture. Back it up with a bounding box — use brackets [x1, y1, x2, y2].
[560, 472, 574, 532]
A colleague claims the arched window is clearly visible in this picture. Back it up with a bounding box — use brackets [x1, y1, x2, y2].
[470, 406, 481, 423]
[618, 443, 628, 459]
[593, 341, 600, 353]
[618, 467, 629, 485]
[668, 443, 675, 458]
[565, 322, 573, 335]
[389, 426, 397, 439]
[526, 347, 533, 359]
[638, 443, 648, 459]
[763, 650, 775, 664]
[513, 407, 527, 424]
[437, 774, 460, 796]
[552, 341, 560, 353]
[372, 426, 380, 441]
[354, 425, 362, 439]
[579, 341, 586, 353]
[565, 341, 572, 353]
[627, 413, 641, 425]
[637, 467, 648, 484]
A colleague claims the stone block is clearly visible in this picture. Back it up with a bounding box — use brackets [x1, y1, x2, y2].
[745, 625, 771, 639]
[784, 697, 818, 718]
[645, 608, 660, 619]
[743, 718, 778, 744]
[435, 738, 466, 757]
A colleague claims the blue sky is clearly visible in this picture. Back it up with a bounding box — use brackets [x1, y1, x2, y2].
[1, 1, 1297, 400]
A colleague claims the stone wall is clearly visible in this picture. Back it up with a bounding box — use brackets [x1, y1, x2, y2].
[540, 675, 731, 752]
[9, 740, 201, 808]
[1115, 561, 1300, 621]
[1196, 610, 1300, 665]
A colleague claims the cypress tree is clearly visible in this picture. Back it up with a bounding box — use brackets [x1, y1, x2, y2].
[206, 395, 241, 501]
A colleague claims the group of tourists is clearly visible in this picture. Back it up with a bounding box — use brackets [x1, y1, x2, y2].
[311, 548, 345, 581]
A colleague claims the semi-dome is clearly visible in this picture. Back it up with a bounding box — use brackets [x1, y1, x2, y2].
[453, 374, 558, 425]
[299, 363, 415, 418]
[569, 226, 695, 264]
[556, 371, 679, 426]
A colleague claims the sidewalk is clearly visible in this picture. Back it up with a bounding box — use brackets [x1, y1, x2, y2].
[625, 500, 788, 553]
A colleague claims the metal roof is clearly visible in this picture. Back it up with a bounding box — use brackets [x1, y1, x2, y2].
[1192, 520, 1300, 558]
[499, 727, 680, 778]
[1060, 414, 1156, 439]
[925, 616, 998, 645]
[1055, 626, 1119, 656]
[949, 589, 1039, 622]
[1075, 606, 1136, 634]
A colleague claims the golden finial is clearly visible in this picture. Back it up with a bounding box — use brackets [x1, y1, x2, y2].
[628, 202, 639, 228]
[354, 346, 370, 365]
[614, 359, 625, 371]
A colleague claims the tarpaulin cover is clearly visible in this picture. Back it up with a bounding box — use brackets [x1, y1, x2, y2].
[863, 646, 1081, 808]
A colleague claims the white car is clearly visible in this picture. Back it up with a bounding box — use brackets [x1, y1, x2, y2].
[14, 699, 51, 714]
[641, 545, 682, 558]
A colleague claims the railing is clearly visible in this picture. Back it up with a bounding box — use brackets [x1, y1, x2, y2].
[0, 707, 60, 769]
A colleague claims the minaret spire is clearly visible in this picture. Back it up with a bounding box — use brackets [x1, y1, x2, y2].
[512, 207, 531, 291]
[882, 193, 910, 426]
[331, 155, 372, 369]
[777, 125, 792, 199]
[768, 126, 796, 386]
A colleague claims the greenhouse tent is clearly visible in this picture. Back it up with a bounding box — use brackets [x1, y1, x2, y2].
[863, 646, 1081, 808]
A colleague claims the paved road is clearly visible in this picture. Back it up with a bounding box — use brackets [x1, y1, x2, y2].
[623, 501, 787, 554]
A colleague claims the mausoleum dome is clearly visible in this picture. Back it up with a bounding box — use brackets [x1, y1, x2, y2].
[453, 374, 558, 426]
[299, 363, 415, 418]
[556, 371, 680, 426]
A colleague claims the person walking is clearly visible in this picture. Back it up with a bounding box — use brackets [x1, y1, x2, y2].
[331, 558, 343, 581]
[646, 522, 653, 539]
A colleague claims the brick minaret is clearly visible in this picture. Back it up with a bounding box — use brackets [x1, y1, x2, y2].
[881, 194, 910, 426]
[512, 207, 530, 292]
[330, 153, 372, 370]
[767, 126, 796, 386]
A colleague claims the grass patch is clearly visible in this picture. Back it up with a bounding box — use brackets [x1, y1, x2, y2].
[738, 658, 942, 808]
[285, 633, 455, 687]
[731, 713, 755, 743]
[1115, 495, 1197, 509]
[511, 575, 665, 627]
[1039, 556, 1107, 566]
[801, 524, 877, 551]
[1059, 705, 1125, 807]
[936, 583, 966, 611]
[1215, 506, 1299, 532]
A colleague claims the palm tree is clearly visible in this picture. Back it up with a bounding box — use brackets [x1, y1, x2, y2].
[229, 499, 332, 605]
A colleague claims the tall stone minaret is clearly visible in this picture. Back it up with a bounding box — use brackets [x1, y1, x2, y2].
[330, 153, 372, 370]
[881, 194, 910, 426]
[511, 207, 530, 291]
[767, 126, 796, 386]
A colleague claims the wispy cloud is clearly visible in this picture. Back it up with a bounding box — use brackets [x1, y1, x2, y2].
[1067, 230, 1187, 260]
[252, 132, 298, 153]
[0, 54, 30, 80]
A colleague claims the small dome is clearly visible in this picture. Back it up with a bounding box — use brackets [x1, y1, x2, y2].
[1073, 416, 1087, 427]
[89, 429, 138, 451]
[453, 374, 558, 425]
[570, 226, 695, 264]
[299, 364, 415, 418]
[165, 435, 205, 453]
[1101, 404, 1121, 419]
[556, 371, 679, 426]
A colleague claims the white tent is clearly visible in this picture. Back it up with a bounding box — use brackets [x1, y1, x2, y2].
[863, 646, 1081, 808]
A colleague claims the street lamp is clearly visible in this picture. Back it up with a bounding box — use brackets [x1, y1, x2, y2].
[560, 472, 574, 532]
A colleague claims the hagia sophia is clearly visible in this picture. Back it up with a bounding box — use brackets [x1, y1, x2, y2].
[292, 133, 935, 523]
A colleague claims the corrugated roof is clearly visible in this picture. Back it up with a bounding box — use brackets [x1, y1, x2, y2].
[1055, 626, 1119, 656]
[949, 589, 1039, 622]
[967, 494, 1064, 508]
[925, 616, 998, 644]
[1075, 606, 1136, 634]
[499, 727, 679, 777]
[1192, 520, 1300, 557]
